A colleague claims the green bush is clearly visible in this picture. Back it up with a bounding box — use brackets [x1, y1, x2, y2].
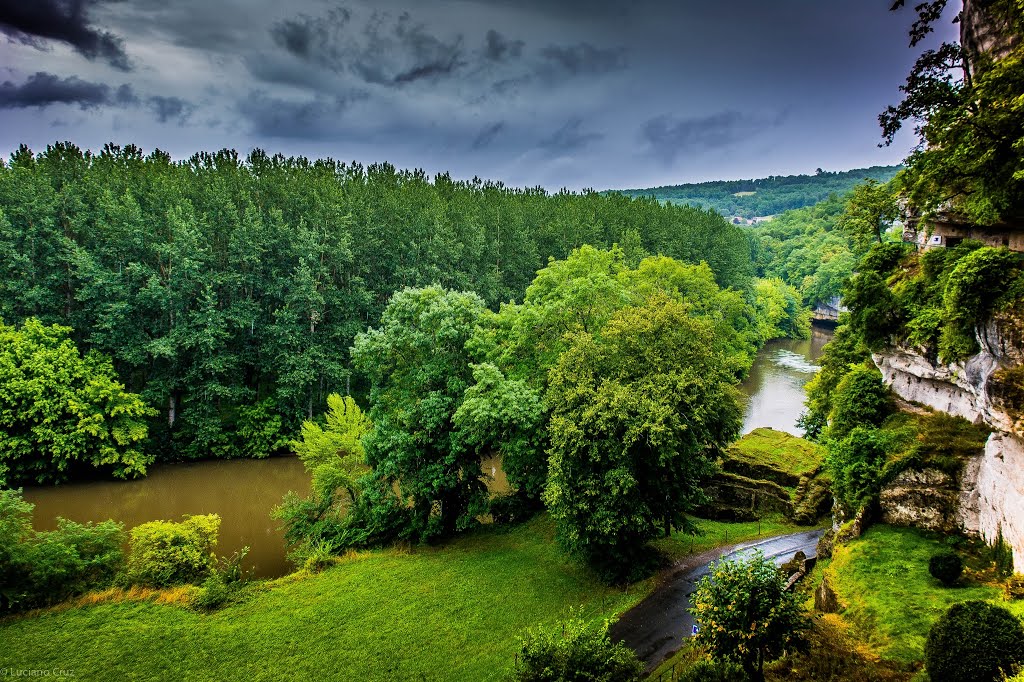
[941, 247, 1023, 361]
[192, 573, 230, 611]
[510, 617, 643, 682]
[924, 601, 1024, 682]
[825, 426, 892, 513]
[125, 514, 220, 587]
[928, 550, 964, 586]
[826, 364, 893, 440]
[677, 659, 747, 682]
[1, 489, 125, 612]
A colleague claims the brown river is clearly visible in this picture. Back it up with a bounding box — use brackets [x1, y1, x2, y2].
[21, 327, 829, 579]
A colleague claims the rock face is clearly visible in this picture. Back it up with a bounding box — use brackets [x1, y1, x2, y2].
[961, 0, 1020, 68]
[874, 316, 1024, 568]
[879, 468, 961, 533]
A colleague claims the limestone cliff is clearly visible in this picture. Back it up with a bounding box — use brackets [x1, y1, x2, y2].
[873, 313, 1024, 568]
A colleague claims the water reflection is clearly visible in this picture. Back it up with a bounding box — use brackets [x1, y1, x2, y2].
[739, 326, 834, 436]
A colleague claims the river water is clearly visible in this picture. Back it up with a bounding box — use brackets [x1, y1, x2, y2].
[20, 328, 832, 579]
[738, 326, 833, 436]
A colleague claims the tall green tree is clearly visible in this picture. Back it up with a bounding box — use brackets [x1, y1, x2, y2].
[351, 286, 489, 541]
[543, 294, 743, 579]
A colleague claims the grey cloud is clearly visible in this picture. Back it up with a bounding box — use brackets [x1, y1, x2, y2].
[149, 95, 194, 124]
[484, 29, 523, 62]
[237, 90, 368, 139]
[540, 118, 603, 155]
[0, 0, 131, 70]
[0, 71, 131, 109]
[540, 43, 625, 76]
[641, 111, 781, 164]
[471, 121, 505, 149]
[268, 9, 465, 87]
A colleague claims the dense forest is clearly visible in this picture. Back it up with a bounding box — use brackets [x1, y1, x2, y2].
[616, 165, 901, 219]
[0, 142, 757, 481]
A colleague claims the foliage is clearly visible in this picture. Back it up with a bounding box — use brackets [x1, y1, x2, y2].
[800, 322, 871, 440]
[617, 166, 901, 219]
[751, 278, 811, 342]
[941, 247, 1024, 359]
[929, 550, 965, 586]
[1004, 574, 1024, 601]
[453, 362, 545, 503]
[838, 180, 900, 248]
[0, 317, 155, 485]
[675, 659, 747, 682]
[0, 144, 755, 466]
[291, 393, 370, 502]
[826, 365, 893, 441]
[691, 550, 810, 682]
[125, 514, 220, 587]
[543, 294, 742, 579]
[924, 601, 1024, 682]
[351, 286, 489, 543]
[825, 426, 892, 514]
[749, 193, 862, 308]
[509, 616, 643, 682]
[0, 488, 125, 612]
[882, 2, 1024, 223]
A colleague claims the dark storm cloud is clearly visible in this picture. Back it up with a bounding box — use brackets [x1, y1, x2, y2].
[483, 30, 523, 62]
[148, 95, 194, 124]
[237, 90, 368, 139]
[540, 118, 603, 156]
[0, 0, 130, 70]
[268, 9, 466, 87]
[0, 71, 134, 109]
[641, 111, 784, 164]
[540, 43, 626, 76]
[471, 121, 505, 149]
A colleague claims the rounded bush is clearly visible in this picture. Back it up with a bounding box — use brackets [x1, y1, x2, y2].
[925, 600, 1024, 682]
[928, 550, 964, 586]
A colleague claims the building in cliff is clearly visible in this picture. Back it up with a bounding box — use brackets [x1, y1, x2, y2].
[903, 211, 1024, 252]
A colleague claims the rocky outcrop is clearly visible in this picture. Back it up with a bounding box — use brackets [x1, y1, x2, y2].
[961, 0, 1020, 68]
[874, 315, 1024, 568]
[880, 468, 961, 533]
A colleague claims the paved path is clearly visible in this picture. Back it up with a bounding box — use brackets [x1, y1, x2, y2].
[608, 529, 824, 674]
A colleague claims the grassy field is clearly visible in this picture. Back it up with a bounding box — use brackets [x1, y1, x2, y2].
[727, 428, 824, 483]
[826, 525, 1024, 667]
[655, 514, 810, 559]
[0, 514, 812, 681]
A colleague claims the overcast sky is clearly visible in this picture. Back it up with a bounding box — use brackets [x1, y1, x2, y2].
[0, 0, 959, 190]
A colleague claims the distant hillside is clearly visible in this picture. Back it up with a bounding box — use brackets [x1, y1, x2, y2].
[613, 165, 902, 219]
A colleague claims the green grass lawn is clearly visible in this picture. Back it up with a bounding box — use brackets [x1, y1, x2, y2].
[827, 525, 1023, 667]
[728, 428, 824, 482]
[0, 514, 813, 682]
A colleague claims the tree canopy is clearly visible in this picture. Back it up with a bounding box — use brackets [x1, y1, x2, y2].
[0, 318, 154, 485]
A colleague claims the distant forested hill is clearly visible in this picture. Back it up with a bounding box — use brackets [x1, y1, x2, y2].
[613, 165, 901, 219]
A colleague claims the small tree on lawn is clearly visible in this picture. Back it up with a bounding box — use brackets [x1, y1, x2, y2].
[691, 550, 810, 682]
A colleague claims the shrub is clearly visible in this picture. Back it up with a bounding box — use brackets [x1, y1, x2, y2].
[192, 573, 230, 611]
[826, 365, 893, 440]
[1, 489, 124, 612]
[125, 514, 220, 587]
[691, 550, 809, 682]
[825, 426, 891, 513]
[928, 550, 964, 586]
[510, 617, 643, 682]
[676, 659, 747, 682]
[924, 601, 1024, 682]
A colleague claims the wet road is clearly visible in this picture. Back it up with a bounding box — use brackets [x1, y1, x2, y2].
[609, 529, 824, 673]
